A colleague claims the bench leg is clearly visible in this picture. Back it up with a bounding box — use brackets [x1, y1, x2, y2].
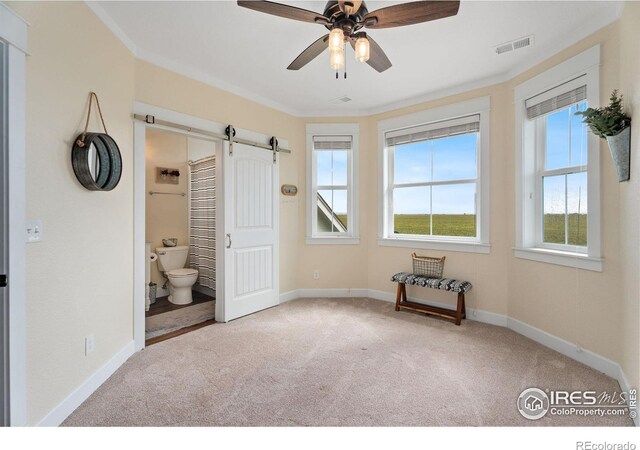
[462, 294, 466, 319]
[401, 283, 407, 302]
[395, 283, 402, 311]
[455, 293, 465, 326]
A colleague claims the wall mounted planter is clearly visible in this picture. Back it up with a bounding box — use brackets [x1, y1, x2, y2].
[606, 126, 631, 182]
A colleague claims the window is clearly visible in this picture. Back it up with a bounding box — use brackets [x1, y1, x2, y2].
[514, 45, 602, 271]
[378, 97, 490, 253]
[536, 100, 588, 250]
[306, 124, 359, 244]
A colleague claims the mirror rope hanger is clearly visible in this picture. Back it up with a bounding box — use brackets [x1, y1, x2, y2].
[72, 92, 123, 191]
[75, 92, 108, 147]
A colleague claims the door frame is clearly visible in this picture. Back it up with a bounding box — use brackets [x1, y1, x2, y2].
[0, 4, 28, 426]
[132, 102, 286, 348]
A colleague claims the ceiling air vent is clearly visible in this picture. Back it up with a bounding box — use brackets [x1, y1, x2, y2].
[495, 35, 534, 55]
[330, 95, 352, 104]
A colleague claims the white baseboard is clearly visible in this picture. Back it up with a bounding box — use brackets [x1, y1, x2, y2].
[366, 288, 508, 327]
[297, 288, 370, 299]
[279, 288, 637, 425]
[279, 290, 299, 303]
[616, 365, 639, 426]
[36, 340, 136, 426]
[507, 317, 620, 379]
[280, 288, 507, 327]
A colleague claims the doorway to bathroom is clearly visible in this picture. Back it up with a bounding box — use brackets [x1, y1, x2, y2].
[144, 127, 218, 345]
[133, 102, 285, 351]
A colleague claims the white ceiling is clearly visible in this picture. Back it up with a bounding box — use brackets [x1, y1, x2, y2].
[92, 1, 622, 116]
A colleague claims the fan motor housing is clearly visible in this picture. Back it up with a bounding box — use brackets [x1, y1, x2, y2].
[323, 1, 368, 35]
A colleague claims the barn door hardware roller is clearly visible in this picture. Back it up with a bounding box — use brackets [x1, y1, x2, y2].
[270, 137, 278, 163]
[133, 114, 292, 156]
[226, 125, 236, 156]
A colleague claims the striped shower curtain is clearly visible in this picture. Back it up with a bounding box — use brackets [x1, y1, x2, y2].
[188, 157, 216, 291]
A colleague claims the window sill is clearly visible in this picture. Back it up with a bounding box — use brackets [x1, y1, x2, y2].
[305, 237, 360, 245]
[378, 237, 491, 254]
[514, 247, 603, 272]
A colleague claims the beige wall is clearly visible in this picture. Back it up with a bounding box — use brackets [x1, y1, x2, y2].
[6, 2, 136, 424]
[7, 0, 639, 425]
[505, 24, 624, 364]
[145, 128, 189, 286]
[618, 2, 640, 391]
[134, 60, 303, 294]
[298, 19, 637, 385]
[365, 85, 511, 317]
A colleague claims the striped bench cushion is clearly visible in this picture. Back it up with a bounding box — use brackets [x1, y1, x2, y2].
[391, 272, 472, 294]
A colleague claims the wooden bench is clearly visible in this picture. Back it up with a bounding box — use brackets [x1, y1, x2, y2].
[391, 272, 473, 326]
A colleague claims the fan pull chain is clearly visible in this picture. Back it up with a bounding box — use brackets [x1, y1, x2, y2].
[344, 42, 347, 79]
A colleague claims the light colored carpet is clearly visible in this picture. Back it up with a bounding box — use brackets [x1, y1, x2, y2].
[64, 297, 632, 426]
[145, 301, 215, 339]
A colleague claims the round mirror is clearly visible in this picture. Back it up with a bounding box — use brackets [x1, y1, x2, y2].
[72, 132, 122, 191]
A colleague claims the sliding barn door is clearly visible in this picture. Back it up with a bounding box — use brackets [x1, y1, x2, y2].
[223, 142, 279, 321]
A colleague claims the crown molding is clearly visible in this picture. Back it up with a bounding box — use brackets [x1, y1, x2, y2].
[86, 0, 625, 119]
[135, 47, 303, 117]
[85, 1, 137, 55]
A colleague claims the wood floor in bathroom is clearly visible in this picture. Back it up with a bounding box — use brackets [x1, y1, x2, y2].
[145, 291, 216, 346]
[146, 291, 214, 317]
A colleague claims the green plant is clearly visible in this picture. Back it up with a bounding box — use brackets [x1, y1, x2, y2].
[575, 90, 631, 138]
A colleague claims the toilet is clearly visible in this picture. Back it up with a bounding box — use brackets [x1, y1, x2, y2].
[155, 245, 198, 305]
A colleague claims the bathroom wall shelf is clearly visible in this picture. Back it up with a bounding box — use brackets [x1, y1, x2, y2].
[149, 191, 186, 197]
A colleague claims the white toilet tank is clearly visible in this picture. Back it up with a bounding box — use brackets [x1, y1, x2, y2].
[156, 245, 189, 272]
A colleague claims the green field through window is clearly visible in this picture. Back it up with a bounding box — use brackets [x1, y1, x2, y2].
[393, 214, 476, 237]
[543, 213, 587, 246]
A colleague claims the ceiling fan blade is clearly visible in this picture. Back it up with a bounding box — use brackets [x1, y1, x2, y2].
[363, 1, 460, 29]
[338, 0, 363, 16]
[237, 1, 329, 25]
[287, 34, 330, 70]
[350, 35, 392, 73]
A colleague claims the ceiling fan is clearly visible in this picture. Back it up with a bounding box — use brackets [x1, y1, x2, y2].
[237, 1, 460, 75]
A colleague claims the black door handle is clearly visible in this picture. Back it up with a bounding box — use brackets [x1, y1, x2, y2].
[0, 275, 6, 287]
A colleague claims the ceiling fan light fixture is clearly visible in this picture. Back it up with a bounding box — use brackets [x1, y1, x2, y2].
[328, 28, 344, 52]
[329, 46, 345, 71]
[354, 36, 370, 63]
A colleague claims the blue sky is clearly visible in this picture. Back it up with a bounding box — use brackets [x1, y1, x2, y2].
[316, 104, 588, 218]
[317, 150, 348, 214]
[393, 133, 477, 215]
[543, 102, 588, 214]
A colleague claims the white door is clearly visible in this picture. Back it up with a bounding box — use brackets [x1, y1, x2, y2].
[223, 142, 279, 321]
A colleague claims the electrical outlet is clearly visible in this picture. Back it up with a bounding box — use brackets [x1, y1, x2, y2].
[313, 270, 320, 280]
[576, 344, 583, 353]
[85, 334, 95, 355]
[473, 310, 477, 317]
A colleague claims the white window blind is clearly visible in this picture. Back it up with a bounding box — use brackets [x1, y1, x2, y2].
[385, 114, 480, 147]
[313, 135, 352, 150]
[525, 76, 587, 120]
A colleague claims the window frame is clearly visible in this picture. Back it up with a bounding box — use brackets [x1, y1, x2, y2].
[306, 123, 360, 245]
[514, 45, 602, 271]
[534, 110, 589, 254]
[377, 97, 491, 254]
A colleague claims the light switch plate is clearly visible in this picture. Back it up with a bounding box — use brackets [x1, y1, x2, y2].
[26, 219, 43, 243]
